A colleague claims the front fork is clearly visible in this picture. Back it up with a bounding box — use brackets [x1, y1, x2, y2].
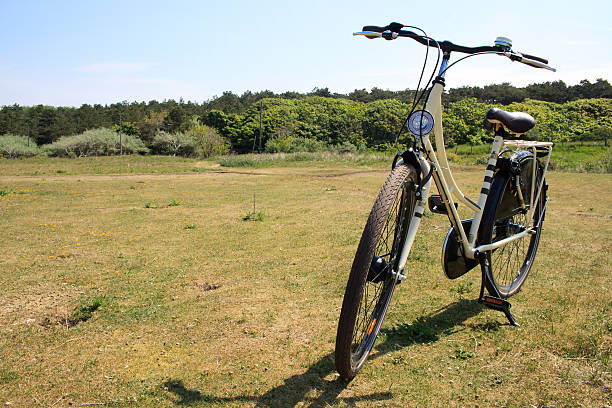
[394, 155, 432, 276]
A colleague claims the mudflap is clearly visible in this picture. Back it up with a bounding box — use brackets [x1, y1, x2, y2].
[442, 219, 479, 279]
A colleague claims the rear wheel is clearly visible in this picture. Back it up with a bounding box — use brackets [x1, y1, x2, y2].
[335, 164, 417, 380]
[479, 152, 546, 298]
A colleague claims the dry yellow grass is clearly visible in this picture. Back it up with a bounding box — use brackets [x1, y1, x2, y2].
[0, 157, 610, 407]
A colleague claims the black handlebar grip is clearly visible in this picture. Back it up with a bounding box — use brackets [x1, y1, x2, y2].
[362, 23, 405, 33]
[362, 25, 385, 32]
[520, 53, 548, 64]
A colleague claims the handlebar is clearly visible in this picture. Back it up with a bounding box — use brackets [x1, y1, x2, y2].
[355, 23, 556, 72]
[361, 25, 500, 54]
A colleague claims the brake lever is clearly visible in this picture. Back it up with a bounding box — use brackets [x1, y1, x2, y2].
[353, 31, 382, 39]
[505, 52, 556, 72]
[522, 58, 557, 72]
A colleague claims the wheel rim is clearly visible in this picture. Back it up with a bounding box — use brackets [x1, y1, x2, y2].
[490, 213, 533, 294]
[486, 156, 546, 298]
[490, 194, 543, 296]
[349, 182, 413, 369]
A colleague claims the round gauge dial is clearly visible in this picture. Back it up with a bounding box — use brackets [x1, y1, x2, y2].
[407, 109, 434, 137]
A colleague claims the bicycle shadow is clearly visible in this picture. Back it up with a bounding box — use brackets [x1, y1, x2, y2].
[371, 298, 485, 357]
[162, 355, 392, 407]
[162, 299, 484, 407]
[251, 353, 393, 407]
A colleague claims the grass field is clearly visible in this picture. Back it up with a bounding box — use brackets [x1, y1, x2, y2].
[448, 141, 611, 173]
[0, 156, 610, 407]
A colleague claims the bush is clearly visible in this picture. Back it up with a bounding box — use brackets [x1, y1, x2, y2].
[45, 128, 149, 157]
[264, 135, 328, 153]
[580, 125, 611, 143]
[0, 134, 43, 158]
[151, 131, 197, 157]
[187, 123, 230, 158]
[332, 141, 359, 154]
[293, 137, 328, 153]
[264, 136, 292, 153]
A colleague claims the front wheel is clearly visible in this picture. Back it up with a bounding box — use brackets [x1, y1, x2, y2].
[479, 152, 546, 298]
[335, 164, 417, 380]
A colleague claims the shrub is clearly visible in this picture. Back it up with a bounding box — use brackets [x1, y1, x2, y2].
[0, 134, 43, 158]
[264, 136, 293, 153]
[187, 123, 230, 158]
[45, 128, 148, 157]
[332, 141, 359, 154]
[151, 131, 197, 157]
[293, 137, 328, 153]
[580, 125, 611, 143]
[264, 135, 328, 153]
[242, 211, 265, 221]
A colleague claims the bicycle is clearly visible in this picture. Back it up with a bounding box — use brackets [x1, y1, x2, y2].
[335, 22, 556, 380]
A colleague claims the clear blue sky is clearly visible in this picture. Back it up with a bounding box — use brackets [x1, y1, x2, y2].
[1, 0, 610, 106]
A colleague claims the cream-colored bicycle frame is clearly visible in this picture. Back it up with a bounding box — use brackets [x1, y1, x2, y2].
[394, 79, 552, 277]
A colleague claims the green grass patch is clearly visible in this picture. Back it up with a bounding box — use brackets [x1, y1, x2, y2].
[217, 151, 394, 168]
[242, 211, 265, 221]
[0, 187, 13, 197]
[448, 141, 611, 173]
[0, 369, 18, 385]
[0, 154, 218, 176]
[69, 296, 104, 326]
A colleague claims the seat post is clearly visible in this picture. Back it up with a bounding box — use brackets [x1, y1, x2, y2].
[494, 127, 511, 139]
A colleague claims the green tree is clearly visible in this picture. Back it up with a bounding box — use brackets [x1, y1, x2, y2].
[361, 99, 408, 147]
[137, 110, 167, 145]
[442, 98, 490, 145]
[207, 91, 244, 114]
[466, 129, 486, 153]
[482, 83, 527, 104]
[112, 121, 141, 137]
[162, 106, 187, 133]
[34, 105, 60, 145]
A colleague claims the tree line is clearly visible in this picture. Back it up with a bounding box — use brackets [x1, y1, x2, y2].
[0, 78, 610, 156]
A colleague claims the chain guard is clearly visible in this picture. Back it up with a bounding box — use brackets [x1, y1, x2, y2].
[442, 219, 479, 279]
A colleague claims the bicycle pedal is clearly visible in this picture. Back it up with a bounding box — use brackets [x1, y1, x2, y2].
[428, 194, 457, 214]
[391, 271, 406, 282]
[480, 295, 511, 311]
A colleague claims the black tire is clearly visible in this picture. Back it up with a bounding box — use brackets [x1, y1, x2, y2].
[479, 152, 546, 298]
[335, 164, 417, 380]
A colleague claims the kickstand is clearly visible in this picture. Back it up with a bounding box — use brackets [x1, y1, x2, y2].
[477, 253, 520, 327]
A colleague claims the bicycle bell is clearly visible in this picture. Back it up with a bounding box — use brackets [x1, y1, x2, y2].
[407, 109, 435, 137]
[495, 36, 512, 51]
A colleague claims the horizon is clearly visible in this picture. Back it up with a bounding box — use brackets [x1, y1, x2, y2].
[2, 77, 610, 108]
[2, 0, 611, 107]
